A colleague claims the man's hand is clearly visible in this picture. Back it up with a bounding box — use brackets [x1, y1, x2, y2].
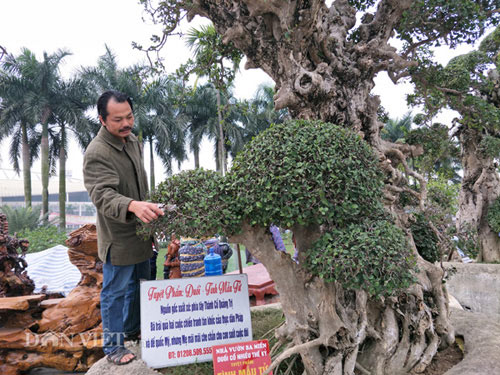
[128, 201, 164, 223]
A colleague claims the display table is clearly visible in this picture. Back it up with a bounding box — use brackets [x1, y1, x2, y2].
[228, 263, 278, 306]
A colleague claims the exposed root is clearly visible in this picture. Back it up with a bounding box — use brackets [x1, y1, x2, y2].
[265, 338, 324, 375]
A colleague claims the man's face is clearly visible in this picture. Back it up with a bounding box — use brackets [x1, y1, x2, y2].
[99, 98, 134, 142]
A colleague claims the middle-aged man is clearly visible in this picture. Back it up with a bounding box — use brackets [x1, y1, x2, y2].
[83, 90, 164, 365]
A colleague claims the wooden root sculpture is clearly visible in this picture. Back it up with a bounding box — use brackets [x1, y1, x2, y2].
[0, 213, 34, 297]
[0, 224, 104, 375]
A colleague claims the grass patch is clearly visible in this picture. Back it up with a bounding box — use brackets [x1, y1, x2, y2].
[158, 307, 304, 375]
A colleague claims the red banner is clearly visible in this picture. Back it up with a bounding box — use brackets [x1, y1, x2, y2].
[212, 339, 272, 375]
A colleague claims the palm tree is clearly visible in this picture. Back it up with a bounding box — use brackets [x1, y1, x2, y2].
[2, 48, 74, 221]
[183, 86, 243, 168]
[49, 78, 95, 229]
[220, 93, 244, 161]
[236, 84, 289, 153]
[184, 23, 243, 174]
[381, 112, 413, 142]
[0, 54, 41, 208]
[0, 46, 8, 61]
[183, 83, 218, 168]
[140, 77, 187, 185]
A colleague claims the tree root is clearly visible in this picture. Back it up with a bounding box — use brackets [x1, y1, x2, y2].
[233, 222, 452, 375]
[265, 338, 324, 375]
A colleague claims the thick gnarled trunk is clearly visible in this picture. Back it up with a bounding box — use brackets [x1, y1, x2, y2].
[457, 127, 500, 262]
[231, 224, 453, 375]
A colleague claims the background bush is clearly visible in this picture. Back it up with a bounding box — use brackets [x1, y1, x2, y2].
[411, 212, 441, 263]
[0, 205, 44, 234]
[18, 226, 67, 253]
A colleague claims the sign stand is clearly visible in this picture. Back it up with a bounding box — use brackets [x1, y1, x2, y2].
[140, 274, 252, 368]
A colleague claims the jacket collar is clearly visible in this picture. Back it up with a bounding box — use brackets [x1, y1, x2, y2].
[98, 126, 138, 151]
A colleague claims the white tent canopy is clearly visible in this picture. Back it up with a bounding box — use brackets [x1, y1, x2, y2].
[25, 245, 81, 296]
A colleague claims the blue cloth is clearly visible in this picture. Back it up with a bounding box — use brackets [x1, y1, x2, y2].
[101, 251, 150, 355]
[246, 225, 286, 264]
[270, 225, 286, 252]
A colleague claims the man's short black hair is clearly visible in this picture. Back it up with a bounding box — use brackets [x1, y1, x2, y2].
[97, 90, 133, 121]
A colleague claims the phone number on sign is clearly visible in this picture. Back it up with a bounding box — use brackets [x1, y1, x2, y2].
[168, 347, 212, 359]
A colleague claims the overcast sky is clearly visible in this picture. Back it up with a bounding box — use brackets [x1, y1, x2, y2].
[0, 0, 476, 187]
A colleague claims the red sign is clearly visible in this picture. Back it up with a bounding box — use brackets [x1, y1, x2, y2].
[212, 339, 272, 375]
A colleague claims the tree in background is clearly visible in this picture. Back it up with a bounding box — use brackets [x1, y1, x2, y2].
[183, 23, 243, 174]
[49, 78, 95, 229]
[211, 90, 243, 166]
[0, 48, 86, 223]
[140, 77, 187, 181]
[235, 83, 289, 154]
[136, 1, 500, 372]
[183, 83, 218, 168]
[0, 69, 40, 208]
[0, 46, 7, 61]
[406, 120, 461, 183]
[381, 112, 413, 143]
[411, 26, 500, 261]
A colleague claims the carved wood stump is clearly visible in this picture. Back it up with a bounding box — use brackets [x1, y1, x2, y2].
[0, 213, 34, 297]
[0, 224, 104, 374]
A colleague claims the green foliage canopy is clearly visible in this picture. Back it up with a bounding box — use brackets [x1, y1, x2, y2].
[406, 122, 460, 181]
[228, 119, 385, 229]
[0, 205, 44, 234]
[306, 220, 416, 297]
[143, 119, 416, 296]
[18, 226, 67, 253]
[397, 0, 500, 49]
[410, 25, 500, 135]
[145, 168, 233, 238]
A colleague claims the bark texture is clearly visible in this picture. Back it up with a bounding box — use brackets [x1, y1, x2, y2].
[180, 1, 454, 373]
[456, 127, 500, 262]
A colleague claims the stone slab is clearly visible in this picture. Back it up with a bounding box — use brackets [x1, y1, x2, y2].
[443, 262, 500, 315]
[85, 341, 161, 375]
[444, 308, 500, 375]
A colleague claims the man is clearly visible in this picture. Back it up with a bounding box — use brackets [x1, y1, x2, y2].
[83, 90, 164, 365]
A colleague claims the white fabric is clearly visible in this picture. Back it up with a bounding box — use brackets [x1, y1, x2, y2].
[25, 245, 81, 296]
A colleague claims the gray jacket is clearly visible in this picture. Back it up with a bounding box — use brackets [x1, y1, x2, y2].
[83, 126, 153, 265]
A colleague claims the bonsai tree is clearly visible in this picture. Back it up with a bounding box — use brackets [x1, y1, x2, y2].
[133, 1, 500, 372]
[141, 119, 452, 374]
[410, 26, 500, 261]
